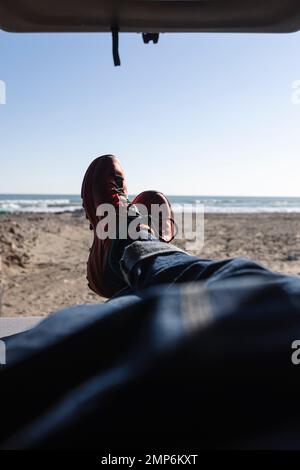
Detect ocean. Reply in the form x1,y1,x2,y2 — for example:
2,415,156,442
1,194,300,214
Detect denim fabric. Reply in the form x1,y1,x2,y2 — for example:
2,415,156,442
1,241,300,449
121,239,273,292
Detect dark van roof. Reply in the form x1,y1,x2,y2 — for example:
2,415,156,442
0,0,300,33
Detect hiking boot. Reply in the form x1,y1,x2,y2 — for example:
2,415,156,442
81,154,133,297
132,190,175,243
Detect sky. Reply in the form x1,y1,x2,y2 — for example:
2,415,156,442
0,30,300,196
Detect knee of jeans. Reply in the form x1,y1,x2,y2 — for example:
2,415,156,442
204,257,269,283
229,257,269,274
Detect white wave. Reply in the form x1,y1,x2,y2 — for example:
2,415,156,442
204,206,300,213
0,198,71,206
171,203,300,214
0,198,81,213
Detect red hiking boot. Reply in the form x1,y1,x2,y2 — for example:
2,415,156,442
132,191,175,243
81,154,133,298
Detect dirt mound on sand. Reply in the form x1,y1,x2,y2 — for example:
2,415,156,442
0,212,101,316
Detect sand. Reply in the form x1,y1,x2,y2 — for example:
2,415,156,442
1,211,300,316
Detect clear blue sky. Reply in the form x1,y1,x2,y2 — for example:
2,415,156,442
0,30,300,196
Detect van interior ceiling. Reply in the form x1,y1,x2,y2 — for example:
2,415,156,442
0,0,300,65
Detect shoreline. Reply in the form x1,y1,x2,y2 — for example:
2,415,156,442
1,211,300,316
3,209,300,215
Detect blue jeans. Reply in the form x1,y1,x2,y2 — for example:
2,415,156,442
1,240,300,449
119,239,273,292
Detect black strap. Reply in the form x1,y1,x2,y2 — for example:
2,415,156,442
111,27,121,66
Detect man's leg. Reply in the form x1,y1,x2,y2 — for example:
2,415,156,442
120,239,276,291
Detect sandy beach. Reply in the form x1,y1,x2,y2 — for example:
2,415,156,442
1,211,300,316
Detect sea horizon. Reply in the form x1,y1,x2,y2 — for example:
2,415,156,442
2,193,300,214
